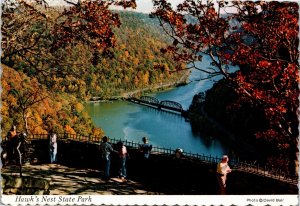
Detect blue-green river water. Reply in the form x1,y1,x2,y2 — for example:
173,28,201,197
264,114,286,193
85,56,235,156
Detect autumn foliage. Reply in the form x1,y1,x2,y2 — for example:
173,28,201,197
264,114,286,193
1,64,103,137
52,1,121,60
1,1,181,138
152,0,299,175
1,0,298,175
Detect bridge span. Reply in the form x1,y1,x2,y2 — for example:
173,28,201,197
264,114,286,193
127,96,188,117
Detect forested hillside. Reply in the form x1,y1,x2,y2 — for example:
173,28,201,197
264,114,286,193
85,11,185,98
1,8,183,136
1,64,103,137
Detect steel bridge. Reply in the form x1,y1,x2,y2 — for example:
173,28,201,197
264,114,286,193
127,96,186,116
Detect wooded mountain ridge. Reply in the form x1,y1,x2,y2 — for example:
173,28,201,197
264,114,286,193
1,11,184,136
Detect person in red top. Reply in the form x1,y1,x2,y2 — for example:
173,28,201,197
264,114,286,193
117,141,128,181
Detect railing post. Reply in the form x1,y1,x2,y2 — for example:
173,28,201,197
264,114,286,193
279,169,281,179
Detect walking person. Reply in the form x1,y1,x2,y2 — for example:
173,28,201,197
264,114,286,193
100,136,115,180
216,155,232,194
48,129,58,163
117,141,128,181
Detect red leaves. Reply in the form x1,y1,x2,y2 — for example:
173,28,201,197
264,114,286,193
255,129,278,140
257,60,271,68
223,53,231,60
153,0,298,174
152,0,230,76
51,1,127,58
113,0,137,9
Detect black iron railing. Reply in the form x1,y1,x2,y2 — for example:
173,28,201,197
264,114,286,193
17,133,298,185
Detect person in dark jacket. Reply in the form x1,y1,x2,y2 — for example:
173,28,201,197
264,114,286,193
139,137,152,159
100,136,116,179
6,125,18,163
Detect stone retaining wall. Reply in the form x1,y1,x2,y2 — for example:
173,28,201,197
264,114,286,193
2,174,50,195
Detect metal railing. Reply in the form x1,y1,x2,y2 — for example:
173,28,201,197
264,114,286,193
17,133,299,185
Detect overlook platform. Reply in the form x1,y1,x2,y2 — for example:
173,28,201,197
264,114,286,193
1,134,297,195
2,151,297,195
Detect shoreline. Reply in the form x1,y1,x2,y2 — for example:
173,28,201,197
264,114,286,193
89,70,191,102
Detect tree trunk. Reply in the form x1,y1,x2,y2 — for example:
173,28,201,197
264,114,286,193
22,111,29,134
16,142,22,177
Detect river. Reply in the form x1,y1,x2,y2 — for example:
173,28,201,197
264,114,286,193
85,55,236,157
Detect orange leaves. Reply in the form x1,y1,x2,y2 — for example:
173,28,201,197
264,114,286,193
74,103,84,113
92,127,104,137
65,124,76,135
257,60,271,68
1,64,99,136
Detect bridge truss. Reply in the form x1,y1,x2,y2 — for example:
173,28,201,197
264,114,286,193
160,100,183,111
140,96,160,104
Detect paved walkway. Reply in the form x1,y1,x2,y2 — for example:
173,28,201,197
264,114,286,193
2,159,297,195
1,164,158,195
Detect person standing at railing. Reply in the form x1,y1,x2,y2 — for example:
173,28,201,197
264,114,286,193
139,137,153,182
175,148,183,159
100,136,116,180
216,155,232,194
6,125,18,163
48,129,58,163
139,137,152,159
117,141,128,182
